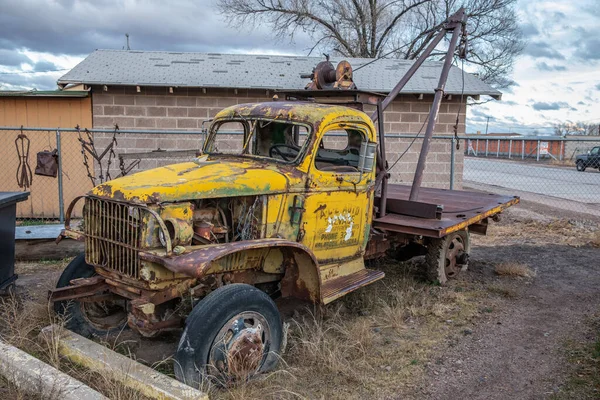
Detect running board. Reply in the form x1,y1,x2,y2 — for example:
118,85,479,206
321,269,385,304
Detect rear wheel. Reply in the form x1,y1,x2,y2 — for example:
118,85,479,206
425,231,470,285
54,254,128,337
175,284,282,387
576,160,586,172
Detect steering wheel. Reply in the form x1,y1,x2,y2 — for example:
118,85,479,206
269,144,299,161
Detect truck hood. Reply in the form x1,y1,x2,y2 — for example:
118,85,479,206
91,157,301,203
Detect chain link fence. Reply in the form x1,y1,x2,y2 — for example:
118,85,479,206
463,136,600,216
1,126,599,227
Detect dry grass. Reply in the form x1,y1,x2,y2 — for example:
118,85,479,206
494,262,536,278
549,159,574,167
219,257,481,399
590,231,600,248
557,316,600,399
0,261,153,400
486,284,519,299
2,258,486,400
475,209,599,249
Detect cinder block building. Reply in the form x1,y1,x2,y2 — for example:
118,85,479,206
58,50,501,188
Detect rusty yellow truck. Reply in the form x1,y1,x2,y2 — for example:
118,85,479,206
50,8,518,387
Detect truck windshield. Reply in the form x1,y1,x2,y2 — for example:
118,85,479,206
203,119,310,163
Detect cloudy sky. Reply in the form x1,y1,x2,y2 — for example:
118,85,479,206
0,0,598,134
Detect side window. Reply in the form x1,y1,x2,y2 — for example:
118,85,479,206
315,127,366,172
591,147,599,155
205,121,248,154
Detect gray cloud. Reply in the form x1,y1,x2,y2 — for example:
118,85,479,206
574,37,600,60
0,48,31,67
33,60,59,72
470,108,490,118
520,23,539,38
523,41,565,60
0,0,313,57
0,72,58,90
535,62,567,72
532,101,571,111
596,83,600,90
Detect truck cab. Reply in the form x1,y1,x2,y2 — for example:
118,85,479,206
53,101,387,384
576,146,600,171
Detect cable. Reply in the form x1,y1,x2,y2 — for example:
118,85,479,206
387,30,463,173
0,68,69,75
386,114,429,173
452,57,466,150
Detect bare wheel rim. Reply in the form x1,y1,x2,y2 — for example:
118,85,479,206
209,311,271,380
80,300,127,331
444,235,465,279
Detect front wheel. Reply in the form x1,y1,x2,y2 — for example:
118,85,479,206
576,160,586,172
425,230,470,285
175,284,282,387
54,254,128,338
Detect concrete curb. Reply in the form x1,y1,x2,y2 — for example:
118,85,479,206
41,325,208,400
0,339,107,400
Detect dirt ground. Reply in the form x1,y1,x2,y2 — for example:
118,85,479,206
423,202,600,400
4,201,600,399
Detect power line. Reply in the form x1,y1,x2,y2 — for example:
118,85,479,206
0,69,69,75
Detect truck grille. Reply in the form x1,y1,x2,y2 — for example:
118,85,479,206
84,197,143,278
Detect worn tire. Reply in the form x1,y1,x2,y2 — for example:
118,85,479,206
174,283,282,387
425,230,470,285
576,160,586,172
54,254,127,338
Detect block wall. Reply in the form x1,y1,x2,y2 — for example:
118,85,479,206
91,86,466,188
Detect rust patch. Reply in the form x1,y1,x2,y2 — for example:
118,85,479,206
139,238,318,279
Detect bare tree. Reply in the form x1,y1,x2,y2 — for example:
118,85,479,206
217,0,524,89
554,122,600,136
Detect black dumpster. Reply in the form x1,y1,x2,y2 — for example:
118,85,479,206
0,192,30,291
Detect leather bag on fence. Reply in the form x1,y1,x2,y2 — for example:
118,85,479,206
35,149,59,178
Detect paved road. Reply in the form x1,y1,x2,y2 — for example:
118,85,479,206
464,158,600,205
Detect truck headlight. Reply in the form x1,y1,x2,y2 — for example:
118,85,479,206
158,219,178,247
158,229,167,247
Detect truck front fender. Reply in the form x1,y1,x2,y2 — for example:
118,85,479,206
139,239,321,303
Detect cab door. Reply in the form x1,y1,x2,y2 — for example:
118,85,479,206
299,122,377,264
591,147,600,168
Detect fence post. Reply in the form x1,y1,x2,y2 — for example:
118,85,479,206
485,139,489,157
522,140,525,160
536,140,540,162
450,136,455,190
476,139,479,156
56,129,65,224
509,139,512,159
496,139,500,157
559,141,564,161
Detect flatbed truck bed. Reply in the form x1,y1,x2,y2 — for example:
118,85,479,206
374,185,520,238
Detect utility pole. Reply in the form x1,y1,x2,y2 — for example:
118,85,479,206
125,33,131,50
485,116,490,135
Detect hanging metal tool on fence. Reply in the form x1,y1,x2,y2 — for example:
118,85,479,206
15,126,33,190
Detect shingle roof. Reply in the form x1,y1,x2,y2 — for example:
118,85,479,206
58,49,501,99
